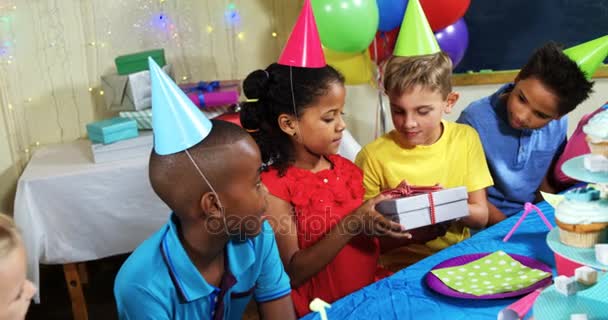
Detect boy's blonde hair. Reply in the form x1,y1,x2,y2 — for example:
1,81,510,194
383,51,453,99
0,213,20,259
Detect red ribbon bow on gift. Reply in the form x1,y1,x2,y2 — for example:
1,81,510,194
381,180,443,225
381,180,442,198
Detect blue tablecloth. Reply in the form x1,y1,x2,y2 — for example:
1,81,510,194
302,201,556,320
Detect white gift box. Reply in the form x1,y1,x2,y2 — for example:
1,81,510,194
89,131,153,163
101,65,172,111
376,186,469,230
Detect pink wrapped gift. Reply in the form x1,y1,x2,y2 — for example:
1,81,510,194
179,80,240,109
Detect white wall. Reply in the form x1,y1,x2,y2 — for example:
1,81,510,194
0,96,18,214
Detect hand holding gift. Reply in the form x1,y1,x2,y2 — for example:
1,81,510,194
342,193,412,239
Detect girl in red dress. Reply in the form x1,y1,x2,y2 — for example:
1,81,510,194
240,63,411,317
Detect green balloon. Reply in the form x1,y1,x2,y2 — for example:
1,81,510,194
312,0,379,53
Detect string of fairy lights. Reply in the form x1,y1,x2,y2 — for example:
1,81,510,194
0,0,290,172
0,1,29,171
79,1,284,97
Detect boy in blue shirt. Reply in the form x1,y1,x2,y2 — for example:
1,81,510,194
458,37,607,224
113,59,295,319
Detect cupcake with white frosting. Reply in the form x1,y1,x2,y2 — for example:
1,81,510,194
584,110,608,158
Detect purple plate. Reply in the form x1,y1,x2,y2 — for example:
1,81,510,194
425,253,552,299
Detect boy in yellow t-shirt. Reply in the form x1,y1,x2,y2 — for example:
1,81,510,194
355,52,493,271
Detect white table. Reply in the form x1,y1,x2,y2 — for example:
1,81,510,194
13,139,170,306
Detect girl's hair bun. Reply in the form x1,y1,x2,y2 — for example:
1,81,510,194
243,69,270,101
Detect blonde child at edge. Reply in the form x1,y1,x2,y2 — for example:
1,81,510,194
0,213,37,320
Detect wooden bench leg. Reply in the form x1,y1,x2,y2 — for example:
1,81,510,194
77,262,89,285
63,263,89,320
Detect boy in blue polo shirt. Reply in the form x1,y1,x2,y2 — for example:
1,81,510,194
113,59,295,319
457,37,607,224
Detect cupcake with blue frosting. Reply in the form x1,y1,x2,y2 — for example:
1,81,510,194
555,186,608,248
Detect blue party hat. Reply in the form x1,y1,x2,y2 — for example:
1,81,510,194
149,57,213,155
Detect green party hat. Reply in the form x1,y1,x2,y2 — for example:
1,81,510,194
393,0,440,57
563,35,608,79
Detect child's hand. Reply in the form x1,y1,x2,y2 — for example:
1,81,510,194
344,194,412,239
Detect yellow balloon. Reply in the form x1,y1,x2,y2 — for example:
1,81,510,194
323,48,374,85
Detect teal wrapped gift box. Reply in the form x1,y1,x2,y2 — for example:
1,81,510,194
86,117,139,145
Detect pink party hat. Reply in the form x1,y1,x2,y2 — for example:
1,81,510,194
497,288,543,320
278,0,326,68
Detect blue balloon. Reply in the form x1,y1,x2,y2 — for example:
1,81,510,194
377,0,408,32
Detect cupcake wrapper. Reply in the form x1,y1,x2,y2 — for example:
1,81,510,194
589,144,608,157
587,139,608,157
558,227,607,248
